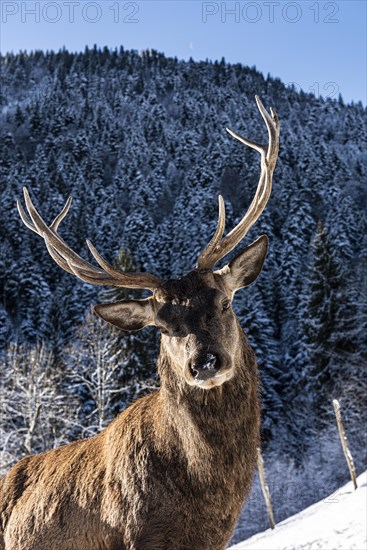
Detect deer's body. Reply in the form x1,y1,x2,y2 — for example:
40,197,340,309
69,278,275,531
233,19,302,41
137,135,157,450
1,97,279,550
1,331,259,550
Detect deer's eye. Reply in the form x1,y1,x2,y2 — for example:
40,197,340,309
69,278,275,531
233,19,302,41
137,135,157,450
222,300,231,311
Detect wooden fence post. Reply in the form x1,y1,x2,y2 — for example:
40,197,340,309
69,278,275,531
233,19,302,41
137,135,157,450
333,399,358,490
257,447,275,529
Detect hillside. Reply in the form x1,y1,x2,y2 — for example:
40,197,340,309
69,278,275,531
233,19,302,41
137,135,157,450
1,47,366,538
229,471,367,550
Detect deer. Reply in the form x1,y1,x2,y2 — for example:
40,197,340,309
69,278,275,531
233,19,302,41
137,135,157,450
0,96,279,550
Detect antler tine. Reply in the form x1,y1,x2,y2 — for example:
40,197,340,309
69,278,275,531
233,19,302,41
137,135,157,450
225,127,265,156
22,187,104,273
196,196,226,269
197,96,280,270
51,196,72,231
18,193,74,239
19,187,162,291
17,199,39,235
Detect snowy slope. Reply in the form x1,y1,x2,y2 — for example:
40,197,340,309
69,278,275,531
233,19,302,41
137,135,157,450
228,471,367,550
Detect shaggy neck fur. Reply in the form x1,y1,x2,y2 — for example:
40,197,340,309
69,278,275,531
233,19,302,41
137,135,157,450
157,328,260,483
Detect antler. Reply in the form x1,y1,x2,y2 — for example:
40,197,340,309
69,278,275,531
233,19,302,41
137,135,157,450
197,95,280,270
17,188,162,291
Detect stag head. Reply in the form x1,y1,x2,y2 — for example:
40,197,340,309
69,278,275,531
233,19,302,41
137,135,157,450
18,96,279,390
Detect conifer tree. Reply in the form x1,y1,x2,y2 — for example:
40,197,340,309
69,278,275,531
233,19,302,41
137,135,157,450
297,222,364,430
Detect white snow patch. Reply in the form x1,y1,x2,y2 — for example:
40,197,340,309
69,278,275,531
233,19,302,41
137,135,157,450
228,471,367,550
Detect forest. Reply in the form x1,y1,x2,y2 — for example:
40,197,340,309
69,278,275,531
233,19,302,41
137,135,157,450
0,46,366,540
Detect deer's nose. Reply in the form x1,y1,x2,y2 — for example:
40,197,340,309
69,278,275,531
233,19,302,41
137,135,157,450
189,353,220,381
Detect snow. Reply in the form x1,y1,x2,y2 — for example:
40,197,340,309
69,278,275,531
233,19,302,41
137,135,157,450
228,471,367,550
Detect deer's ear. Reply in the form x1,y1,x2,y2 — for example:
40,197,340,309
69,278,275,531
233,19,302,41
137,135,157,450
93,298,156,332
216,235,268,294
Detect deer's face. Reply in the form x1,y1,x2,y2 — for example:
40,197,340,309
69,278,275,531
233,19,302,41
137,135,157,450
94,236,268,390
153,271,240,388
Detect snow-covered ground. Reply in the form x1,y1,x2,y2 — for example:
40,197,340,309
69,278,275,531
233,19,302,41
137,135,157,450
228,471,366,550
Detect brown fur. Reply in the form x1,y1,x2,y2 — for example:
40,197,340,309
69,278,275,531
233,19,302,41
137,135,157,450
0,267,262,550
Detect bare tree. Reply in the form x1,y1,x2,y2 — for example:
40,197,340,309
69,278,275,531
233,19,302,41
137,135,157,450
67,313,131,435
0,343,77,475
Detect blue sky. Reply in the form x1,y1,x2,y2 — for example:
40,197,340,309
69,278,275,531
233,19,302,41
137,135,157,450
1,1,366,104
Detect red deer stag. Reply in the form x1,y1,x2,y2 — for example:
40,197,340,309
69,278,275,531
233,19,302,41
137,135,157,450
0,96,279,550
